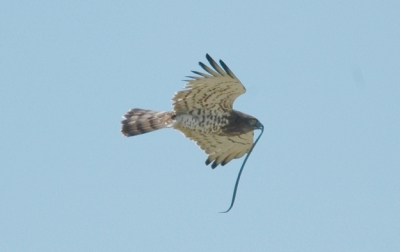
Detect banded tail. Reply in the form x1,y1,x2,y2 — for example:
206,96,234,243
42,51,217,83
121,109,175,136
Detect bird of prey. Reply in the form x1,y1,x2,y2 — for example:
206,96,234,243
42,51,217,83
121,54,264,212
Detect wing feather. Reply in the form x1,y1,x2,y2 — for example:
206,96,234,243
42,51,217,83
177,128,254,169
185,76,202,80
205,54,227,76
172,54,246,114
191,70,212,78
199,62,220,77
219,60,238,79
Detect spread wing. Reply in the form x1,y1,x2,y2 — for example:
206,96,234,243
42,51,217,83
172,54,246,114
178,129,254,169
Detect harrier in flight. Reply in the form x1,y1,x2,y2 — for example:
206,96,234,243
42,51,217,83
121,54,264,212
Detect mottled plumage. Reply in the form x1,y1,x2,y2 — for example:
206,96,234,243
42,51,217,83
121,54,264,212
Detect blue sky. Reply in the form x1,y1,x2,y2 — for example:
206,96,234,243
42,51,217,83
1,1,399,251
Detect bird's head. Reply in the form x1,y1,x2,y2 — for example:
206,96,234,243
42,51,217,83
246,117,264,131
222,110,264,135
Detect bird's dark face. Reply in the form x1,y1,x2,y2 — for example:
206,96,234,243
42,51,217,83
246,117,264,131
221,110,263,135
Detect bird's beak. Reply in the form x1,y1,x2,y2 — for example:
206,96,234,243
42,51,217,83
257,122,264,131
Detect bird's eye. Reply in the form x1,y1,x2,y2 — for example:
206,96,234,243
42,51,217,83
250,119,257,125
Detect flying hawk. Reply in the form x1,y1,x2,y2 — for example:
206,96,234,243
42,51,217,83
121,54,264,212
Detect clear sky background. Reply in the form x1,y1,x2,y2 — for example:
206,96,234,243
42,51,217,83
1,1,399,251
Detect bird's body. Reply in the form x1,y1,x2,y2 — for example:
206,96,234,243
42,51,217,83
174,109,230,134
121,54,264,212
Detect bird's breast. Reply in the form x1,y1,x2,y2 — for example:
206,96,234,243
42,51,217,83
174,110,230,134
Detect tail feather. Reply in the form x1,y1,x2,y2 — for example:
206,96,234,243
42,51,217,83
121,108,175,136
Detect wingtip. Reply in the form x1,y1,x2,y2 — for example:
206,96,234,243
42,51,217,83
199,54,212,66
205,158,219,169
205,53,214,63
